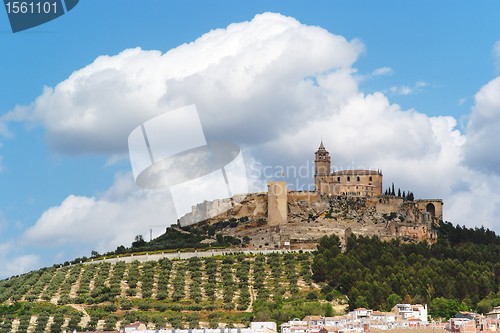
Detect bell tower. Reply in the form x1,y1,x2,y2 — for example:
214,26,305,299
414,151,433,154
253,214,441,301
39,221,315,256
315,141,331,192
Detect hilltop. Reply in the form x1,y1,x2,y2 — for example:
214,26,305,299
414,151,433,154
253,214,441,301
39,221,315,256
104,192,441,259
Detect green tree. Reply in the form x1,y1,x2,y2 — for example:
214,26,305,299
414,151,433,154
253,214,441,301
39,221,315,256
325,303,334,317
476,299,492,314
387,293,402,310
354,296,369,309
306,291,319,300
430,297,466,319
132,235,146,248
312,235,341,282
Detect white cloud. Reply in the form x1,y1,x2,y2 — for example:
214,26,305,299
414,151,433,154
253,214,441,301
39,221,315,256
388,81,429,95
355,66,392,82
445,170,500,231
372,67,393,77
0,242,40,278
463,77,500,174
21,172,178,253
457,97,467,106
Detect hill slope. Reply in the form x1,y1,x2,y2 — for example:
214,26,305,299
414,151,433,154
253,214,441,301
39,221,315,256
0,252,340,332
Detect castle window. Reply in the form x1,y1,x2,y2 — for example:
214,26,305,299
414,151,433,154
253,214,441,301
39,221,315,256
337,177,340,182
369,176,373,181
426,203,436,217
347,176,350,182
357,176,360,182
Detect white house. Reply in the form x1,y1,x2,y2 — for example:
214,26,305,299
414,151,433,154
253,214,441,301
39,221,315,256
370,311,397,329
324,316,349,328
281,319,309,333
350,308,373,321
392,304,428,324
486,306,500,320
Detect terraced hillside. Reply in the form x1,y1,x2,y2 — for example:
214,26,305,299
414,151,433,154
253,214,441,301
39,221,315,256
0,252,339,332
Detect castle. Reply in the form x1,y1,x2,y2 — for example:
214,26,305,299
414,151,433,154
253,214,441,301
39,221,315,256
178,142,444,246
314,141,383,197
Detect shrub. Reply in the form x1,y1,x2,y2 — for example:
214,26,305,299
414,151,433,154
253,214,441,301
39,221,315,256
103,304,117,312
321,284,334,295
306,291,319,300
154,303,167,312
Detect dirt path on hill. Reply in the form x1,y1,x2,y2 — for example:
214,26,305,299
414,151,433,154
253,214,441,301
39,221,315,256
68,304,90,328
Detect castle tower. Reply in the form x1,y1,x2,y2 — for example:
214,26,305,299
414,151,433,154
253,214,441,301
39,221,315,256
314,141,331,192
267,181,288,225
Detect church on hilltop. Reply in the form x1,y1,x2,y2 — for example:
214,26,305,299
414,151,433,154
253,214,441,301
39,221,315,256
314,141,383,197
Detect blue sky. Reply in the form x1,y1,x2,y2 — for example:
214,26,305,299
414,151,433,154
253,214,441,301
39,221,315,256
1,1,500,277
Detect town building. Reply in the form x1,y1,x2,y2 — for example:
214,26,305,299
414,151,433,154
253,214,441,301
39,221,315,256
486,306,500,321
486,306,500,331
391,303,428,324
281,304,429,333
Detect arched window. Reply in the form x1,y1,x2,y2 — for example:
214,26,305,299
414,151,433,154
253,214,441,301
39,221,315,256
357,176,360,182
337,177,340,182
347,176,350,182
369,176,372,181
426,203,436,217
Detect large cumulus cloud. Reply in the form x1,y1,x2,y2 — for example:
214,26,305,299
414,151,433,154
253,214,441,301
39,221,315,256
2,13,362,154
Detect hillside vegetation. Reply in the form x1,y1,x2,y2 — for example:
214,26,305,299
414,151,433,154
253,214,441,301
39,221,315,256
313,222,500,318
0,252,337,332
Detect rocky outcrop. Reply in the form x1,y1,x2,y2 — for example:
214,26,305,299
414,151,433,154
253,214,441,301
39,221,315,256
178,193,267,227
178,191,437,248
